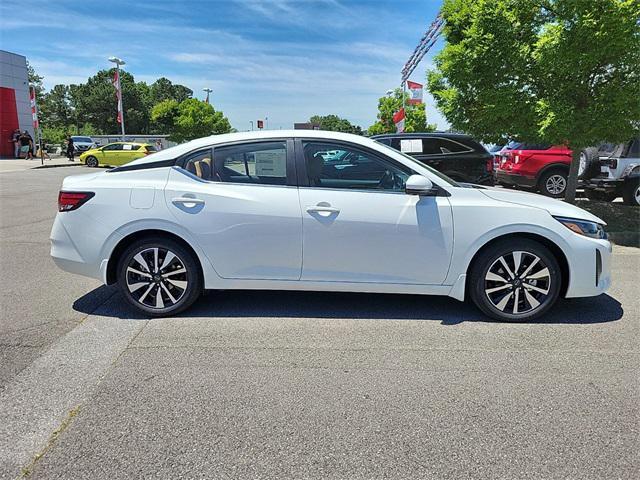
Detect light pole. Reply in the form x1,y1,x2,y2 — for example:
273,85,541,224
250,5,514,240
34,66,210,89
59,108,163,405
108,56,126,140
203,87,213,104
265,116,269,130
385,89,394,97
249,120,254,131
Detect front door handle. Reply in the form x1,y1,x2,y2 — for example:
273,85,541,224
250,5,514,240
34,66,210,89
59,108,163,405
172,196,205,206
306,205,340,214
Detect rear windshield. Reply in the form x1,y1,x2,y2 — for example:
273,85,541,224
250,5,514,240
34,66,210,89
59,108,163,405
72,136,93,143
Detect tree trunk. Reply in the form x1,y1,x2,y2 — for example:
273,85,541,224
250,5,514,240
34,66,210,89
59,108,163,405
565,147,582,204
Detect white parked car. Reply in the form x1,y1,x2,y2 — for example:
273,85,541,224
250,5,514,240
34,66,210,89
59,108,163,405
50,131,611,321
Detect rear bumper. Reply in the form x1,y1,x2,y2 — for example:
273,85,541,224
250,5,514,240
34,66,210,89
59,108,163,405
584,178,623,192
496,170,536,187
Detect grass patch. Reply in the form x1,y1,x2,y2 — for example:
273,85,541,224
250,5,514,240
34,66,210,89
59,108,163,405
576,199,640,247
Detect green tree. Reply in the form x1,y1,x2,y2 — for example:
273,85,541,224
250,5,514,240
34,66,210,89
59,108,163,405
368,89,437,135
309,114,363,134
428,0,640,202
27,61,44,98
150,77,193,105
152,98,232,142
72,69,151,134
40,84,73,128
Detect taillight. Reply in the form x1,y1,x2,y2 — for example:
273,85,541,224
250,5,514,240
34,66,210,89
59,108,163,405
58,191,95,212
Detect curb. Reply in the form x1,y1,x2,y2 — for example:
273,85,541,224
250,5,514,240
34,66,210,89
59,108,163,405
33,163,84,169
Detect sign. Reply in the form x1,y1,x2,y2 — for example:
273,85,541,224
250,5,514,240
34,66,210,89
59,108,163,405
257,119,264,129
400,139,423,153
393,108,405,133
407,81,423,105
255,149,286,177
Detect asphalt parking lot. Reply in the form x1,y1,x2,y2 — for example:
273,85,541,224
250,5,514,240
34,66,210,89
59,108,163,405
1,166,638,479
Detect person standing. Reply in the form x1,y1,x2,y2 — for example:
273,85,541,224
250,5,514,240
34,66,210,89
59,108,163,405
11,129,21,158
155,138,163,151
19,131,34,160
66,135,75,162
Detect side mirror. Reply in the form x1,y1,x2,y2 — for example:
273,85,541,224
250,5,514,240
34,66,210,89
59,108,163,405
405,174,435,196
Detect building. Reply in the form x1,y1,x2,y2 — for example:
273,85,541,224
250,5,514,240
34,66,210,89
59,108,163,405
0,50,33,158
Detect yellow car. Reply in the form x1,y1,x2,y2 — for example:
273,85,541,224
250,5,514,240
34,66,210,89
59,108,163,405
80,142,156,167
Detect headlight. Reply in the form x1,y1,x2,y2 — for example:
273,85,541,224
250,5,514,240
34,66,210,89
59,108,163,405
554,216,607,239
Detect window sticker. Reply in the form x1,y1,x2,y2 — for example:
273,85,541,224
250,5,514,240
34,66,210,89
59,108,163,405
123,144,133,150
400,139,423,153
254,149,286,177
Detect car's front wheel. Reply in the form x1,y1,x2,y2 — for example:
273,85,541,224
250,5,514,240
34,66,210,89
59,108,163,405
622,178,640,206
116,238,202,317
469,239,561,321
85,156,99,168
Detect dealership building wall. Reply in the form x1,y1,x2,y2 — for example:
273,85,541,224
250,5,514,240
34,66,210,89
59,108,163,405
0,50,33,158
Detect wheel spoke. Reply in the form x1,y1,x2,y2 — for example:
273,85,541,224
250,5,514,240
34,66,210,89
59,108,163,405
166,278,187,290
524,283,549,295
133,253,151,272
162,268,186,277
524,289,540,309
495,292,513,311
127,267,151,278
153,248,159,273
513,288,520,314
159,251,176,271
155,285,164,308
486,284,512,294
138,283,155,303
526,267,550,280
512,251,523,274
486,271,509,283
498,257,515,279
519,257,539,279
160,282,177,304
128,281,150,293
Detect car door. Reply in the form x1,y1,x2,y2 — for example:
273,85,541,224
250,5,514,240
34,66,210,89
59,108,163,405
100,143,123,165
297,139,453,285
164,139,303,280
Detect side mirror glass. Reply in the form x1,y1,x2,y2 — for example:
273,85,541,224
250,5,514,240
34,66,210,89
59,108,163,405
405,174,435,195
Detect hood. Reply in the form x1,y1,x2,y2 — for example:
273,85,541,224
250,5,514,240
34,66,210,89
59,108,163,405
479,187,606,225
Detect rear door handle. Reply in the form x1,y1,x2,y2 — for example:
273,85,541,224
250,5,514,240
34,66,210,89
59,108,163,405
172,196,205,206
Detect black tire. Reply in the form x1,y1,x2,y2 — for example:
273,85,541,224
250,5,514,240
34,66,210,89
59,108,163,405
538,169,568,198
622,178,640,206
578,147,600,180
116,237,202,317
469,238,562,321
585,189,618,202
85,156,99,168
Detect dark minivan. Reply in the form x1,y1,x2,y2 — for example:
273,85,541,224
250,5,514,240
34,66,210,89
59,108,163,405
372,133,494,185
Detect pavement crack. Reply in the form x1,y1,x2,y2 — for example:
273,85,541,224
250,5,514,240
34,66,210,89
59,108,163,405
20,405,81,478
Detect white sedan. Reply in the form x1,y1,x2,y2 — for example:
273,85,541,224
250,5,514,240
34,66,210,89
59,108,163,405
50,130,611,321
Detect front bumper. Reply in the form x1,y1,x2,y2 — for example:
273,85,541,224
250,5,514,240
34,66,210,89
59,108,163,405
564,236,612,298
496,170,536,188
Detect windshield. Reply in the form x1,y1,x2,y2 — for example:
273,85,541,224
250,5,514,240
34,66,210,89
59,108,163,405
376,142,460,187
72,136,93,143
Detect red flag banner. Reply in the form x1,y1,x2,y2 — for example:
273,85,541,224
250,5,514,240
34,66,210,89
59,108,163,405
393,108,405,133
112,70,122,124
407,81,423,105
29,87,39,130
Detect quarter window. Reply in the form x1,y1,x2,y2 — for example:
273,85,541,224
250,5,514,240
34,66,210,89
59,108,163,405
213,142,288,186
102,144,123,151
302,142,410,191
184,150,213,180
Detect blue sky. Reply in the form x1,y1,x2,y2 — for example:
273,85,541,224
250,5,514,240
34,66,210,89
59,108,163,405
1,0,447,131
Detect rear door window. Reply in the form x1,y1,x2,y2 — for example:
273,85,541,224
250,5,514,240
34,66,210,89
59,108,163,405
422,138,472,155
213,141,288,186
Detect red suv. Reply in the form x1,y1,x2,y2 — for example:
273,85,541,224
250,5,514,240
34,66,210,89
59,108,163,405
496,142,572,197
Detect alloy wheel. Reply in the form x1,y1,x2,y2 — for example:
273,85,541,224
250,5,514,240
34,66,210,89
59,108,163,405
578,152,586,177
126,247,188,309
635,185,640,205
545,174,566,195
484,250,551,315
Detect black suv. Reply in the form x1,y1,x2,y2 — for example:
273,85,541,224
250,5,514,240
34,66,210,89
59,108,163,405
371,133,494,185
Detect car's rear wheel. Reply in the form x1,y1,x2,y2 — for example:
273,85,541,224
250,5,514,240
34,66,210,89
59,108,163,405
116,238,202,317
539,170,567,198
85,156,99,168
622,178,640,206
469,239,561,321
